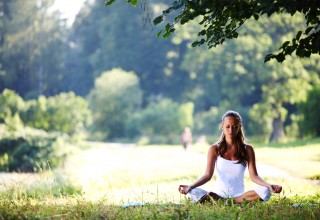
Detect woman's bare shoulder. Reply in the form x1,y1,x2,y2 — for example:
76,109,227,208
208,144,219,156
245,144,255,154
245,144,253,149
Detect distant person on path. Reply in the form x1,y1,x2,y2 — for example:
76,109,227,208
178,110,282,204
180,127,193,151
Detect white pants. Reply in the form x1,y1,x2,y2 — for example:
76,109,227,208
255,185,271,202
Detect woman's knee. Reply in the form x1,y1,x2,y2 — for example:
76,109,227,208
235,190,262,203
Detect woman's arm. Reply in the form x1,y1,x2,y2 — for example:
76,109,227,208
179,144,218,194
246,145,282,193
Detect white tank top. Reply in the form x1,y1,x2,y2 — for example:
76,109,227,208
213,156,246,198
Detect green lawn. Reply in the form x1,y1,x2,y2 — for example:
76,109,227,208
255,144,320,179
0,141,319,219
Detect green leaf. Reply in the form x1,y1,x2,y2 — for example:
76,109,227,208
264,54,274,62
162,31,171,39
153,16,163,25
275,54,285,63
127,0,138,6
280,41,290,49
191,41,200,47
233,32,238,38
295,31,302,41
156,30,162,38
104,0,116,6
253,13,259,20
305,26,313,35
164,23,171,31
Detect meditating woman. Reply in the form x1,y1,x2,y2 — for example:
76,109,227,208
178,110,282,204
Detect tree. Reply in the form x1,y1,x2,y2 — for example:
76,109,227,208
298,86,320,137
126,97,194,144
0,0,67,98
87,68,143,140
106,0,320,63
68,0,189,100
173,12,320,142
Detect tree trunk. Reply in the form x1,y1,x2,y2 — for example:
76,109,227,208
269,115,286,142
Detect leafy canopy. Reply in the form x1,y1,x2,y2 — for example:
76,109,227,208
105,0,320,63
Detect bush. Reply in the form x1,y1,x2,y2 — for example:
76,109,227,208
0,89,25,131
193,107,220,139
298,86,320,137
21,92,91,136
0,89,26,121
87,68,143,140
0,126,74,172
126,98,194,144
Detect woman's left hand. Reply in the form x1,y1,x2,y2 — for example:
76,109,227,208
178,185,192,194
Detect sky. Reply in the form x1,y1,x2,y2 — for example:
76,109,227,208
52,0,86,26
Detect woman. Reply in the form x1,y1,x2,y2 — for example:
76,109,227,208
178,110,282,204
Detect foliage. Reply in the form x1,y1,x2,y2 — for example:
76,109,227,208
0,89,25,130
176,12,320,142
0,0,319,144
0,126,74,172
0,89,91,136
21,92,91,136
87,68,143,140
193,106,220,139
126,97,194,144
0,0,67,98
115,0,320,63
298,86,320,137
0,89,25,118
69,0,184,98
178,101,194,130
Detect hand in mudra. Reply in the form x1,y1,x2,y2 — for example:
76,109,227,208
271,184,282,193
178,185,192,194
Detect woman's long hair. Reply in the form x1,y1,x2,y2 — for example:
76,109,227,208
216,110,248,166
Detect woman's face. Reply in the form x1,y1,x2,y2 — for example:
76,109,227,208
222,116,241,139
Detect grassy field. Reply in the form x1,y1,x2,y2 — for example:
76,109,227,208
0,141,319,219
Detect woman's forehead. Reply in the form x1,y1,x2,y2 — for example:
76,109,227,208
223,116,240,124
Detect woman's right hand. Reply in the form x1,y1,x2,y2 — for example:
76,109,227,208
178,185,192,194
271,184,282,193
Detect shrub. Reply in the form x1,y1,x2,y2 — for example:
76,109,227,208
193,107,220,140
0,89,25,131
21,92,91,136
0,126,74,172
126,98,194,144
87,68,143,140
0,89,25,121
298,86,320,137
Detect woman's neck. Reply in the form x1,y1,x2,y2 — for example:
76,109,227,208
225,137,236,147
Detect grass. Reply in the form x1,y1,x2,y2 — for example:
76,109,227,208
0,140,319,219
254,144,320,179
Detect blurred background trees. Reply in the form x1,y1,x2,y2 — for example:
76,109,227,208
0,0,66,98
0,0,319,171
87,68,142,140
